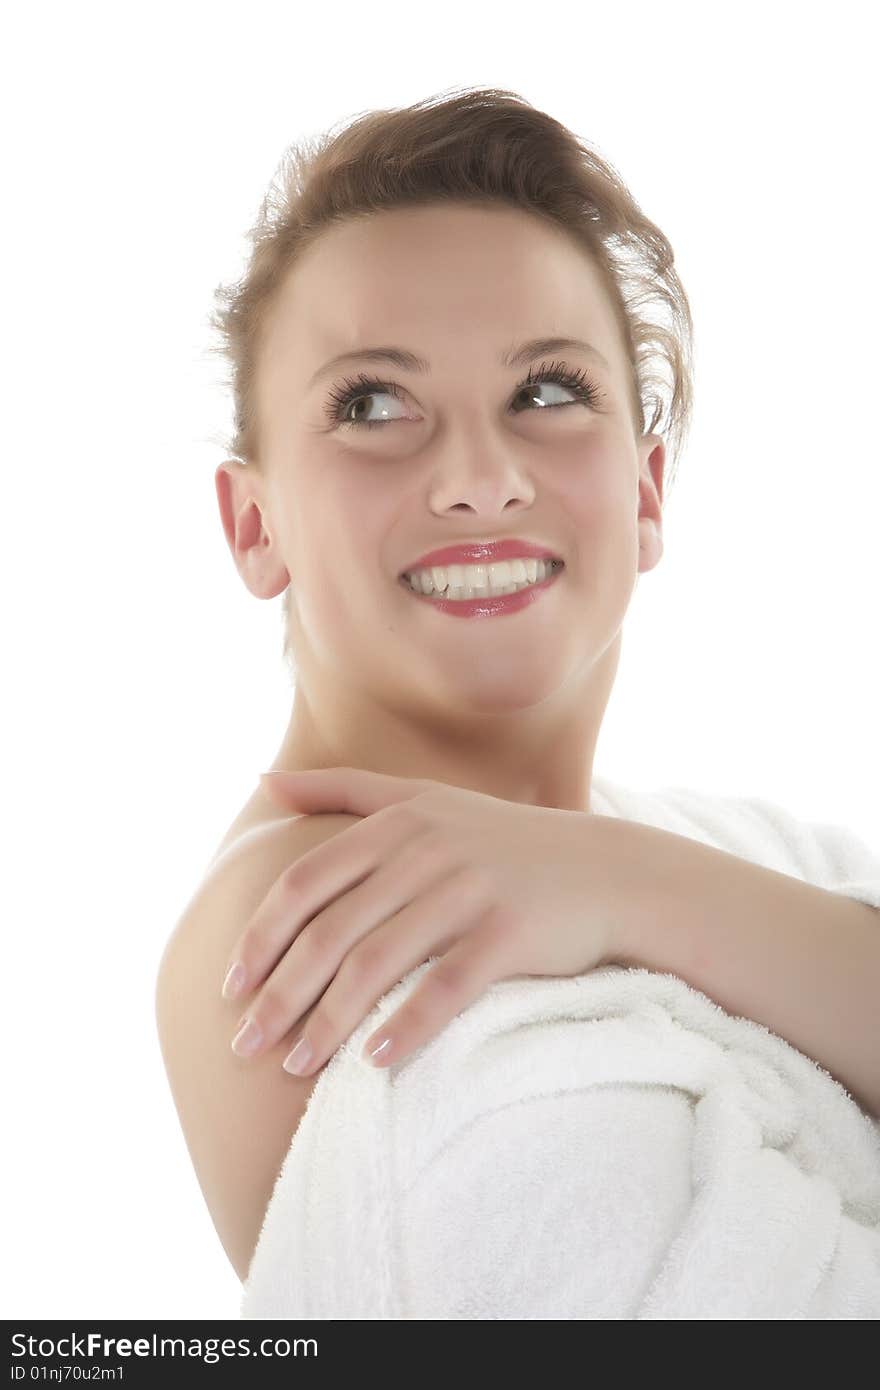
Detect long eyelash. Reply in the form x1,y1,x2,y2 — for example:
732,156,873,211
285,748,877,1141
322,358,606,431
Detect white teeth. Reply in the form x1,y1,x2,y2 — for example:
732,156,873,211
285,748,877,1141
405,557,560,600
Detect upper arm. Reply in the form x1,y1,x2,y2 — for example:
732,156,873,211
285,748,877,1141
154,811,363,1283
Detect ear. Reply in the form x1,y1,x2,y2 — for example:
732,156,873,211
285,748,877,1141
214,461,289,600
637,434,665,573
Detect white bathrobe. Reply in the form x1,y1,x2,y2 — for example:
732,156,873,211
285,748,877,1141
240,775,880,1319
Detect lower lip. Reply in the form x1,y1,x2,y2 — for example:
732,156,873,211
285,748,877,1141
398,563,564,618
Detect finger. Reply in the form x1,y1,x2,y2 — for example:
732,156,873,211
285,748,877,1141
234,826,452,1058
259,767,431,817
361,912,512,1068
221,803,406,1002
286,868,496,1076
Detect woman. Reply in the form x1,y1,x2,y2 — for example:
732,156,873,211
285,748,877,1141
155,86,880,1317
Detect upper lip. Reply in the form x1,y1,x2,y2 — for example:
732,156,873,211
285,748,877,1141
401,538,564,575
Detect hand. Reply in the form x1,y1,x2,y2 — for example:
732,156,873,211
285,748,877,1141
222,767,630,1075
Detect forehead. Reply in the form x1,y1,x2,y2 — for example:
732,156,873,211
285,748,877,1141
259,202,621,387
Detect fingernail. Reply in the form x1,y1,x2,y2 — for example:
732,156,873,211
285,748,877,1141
283,1036,312,1075
366,1035,393,1066
231,1018,262,1057
222,961,246,1001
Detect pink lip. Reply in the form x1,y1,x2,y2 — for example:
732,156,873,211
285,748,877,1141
401,538,562,575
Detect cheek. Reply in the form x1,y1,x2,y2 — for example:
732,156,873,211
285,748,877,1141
562,460,639,580
293,491,393,625
296,468,390,565
563,458,628,531
293,568,372,674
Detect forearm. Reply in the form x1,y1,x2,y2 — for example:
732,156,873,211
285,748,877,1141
609,818,880,1120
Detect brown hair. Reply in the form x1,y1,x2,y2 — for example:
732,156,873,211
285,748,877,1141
206,85,695,675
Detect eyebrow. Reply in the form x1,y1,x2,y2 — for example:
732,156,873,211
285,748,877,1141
307,335,611,389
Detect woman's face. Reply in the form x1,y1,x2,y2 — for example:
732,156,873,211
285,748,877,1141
227,201,664,742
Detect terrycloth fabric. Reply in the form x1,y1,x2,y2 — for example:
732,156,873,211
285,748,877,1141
240,775,880,1319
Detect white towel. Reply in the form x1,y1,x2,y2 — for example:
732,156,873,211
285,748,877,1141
240,776,880,1319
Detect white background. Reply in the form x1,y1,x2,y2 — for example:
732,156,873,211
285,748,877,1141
3,0,877,1320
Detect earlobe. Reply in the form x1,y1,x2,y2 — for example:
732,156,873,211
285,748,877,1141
637,518,663,573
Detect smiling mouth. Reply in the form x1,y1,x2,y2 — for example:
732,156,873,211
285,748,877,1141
399,558,564,601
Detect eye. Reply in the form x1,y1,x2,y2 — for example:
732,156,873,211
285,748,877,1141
322,359,606,431
325,374,408,430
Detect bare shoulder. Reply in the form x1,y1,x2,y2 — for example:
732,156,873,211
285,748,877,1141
154,809,363,1284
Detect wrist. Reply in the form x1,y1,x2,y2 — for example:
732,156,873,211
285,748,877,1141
589,813,656,969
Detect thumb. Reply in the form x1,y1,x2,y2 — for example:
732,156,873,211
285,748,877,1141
257,766,368,815
258,766,428,816
258,769,343,811
258,770,309,809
